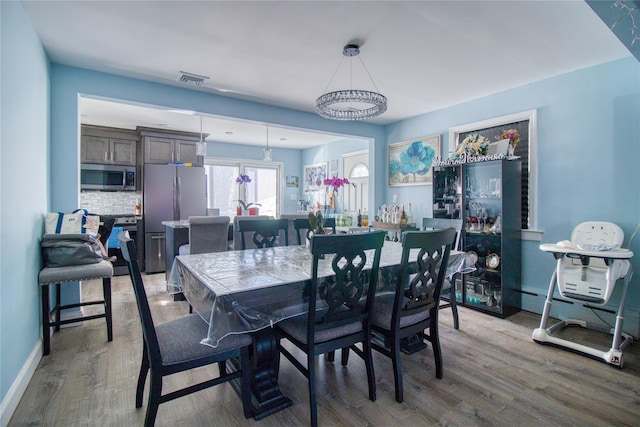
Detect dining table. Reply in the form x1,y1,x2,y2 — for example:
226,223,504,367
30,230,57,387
167,240,474,419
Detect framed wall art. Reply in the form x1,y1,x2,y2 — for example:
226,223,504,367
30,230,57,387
286,176,299,188
303,162,328,192
388,134,441,187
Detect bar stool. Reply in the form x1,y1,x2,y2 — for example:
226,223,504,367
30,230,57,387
39,260,114,355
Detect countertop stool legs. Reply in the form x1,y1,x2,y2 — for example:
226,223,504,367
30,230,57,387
39,261,114,355
41,284,52,355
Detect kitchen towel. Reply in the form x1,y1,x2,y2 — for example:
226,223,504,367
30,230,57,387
107,227,124,249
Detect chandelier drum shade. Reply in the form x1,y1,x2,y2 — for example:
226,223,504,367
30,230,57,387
315,44,387,121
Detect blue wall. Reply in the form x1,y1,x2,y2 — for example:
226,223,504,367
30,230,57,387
386,56,640,326
0,0,50,412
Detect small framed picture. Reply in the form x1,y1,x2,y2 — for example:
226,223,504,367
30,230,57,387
303,162,328,192
286,176,299,188
388,134,441,186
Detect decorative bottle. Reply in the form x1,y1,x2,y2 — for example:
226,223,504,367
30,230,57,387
406,203,414,225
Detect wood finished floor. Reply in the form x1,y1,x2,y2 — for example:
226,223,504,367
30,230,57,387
10,272,640,426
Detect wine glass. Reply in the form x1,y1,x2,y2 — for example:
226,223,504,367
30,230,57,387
481,208,488,232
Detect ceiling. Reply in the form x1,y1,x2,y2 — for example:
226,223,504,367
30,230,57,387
23,0,630,149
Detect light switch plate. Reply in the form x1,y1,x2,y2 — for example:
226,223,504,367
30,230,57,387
290,194,297,200
392,194,397,203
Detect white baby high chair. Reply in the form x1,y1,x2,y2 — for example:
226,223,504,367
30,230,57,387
532,221,634,367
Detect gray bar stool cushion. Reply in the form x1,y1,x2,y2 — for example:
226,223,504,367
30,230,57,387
39,260,114,285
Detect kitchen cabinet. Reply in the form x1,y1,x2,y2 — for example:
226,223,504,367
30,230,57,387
138,127,206,166
81,126,137,166
433,159,521,318
142,137,200,165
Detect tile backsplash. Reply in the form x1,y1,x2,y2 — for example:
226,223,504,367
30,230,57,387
80,191,141,215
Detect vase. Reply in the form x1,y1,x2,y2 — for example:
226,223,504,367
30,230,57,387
306,230,313,249
249,207,259,216
307,230,325,258
507,144,516,157
236,206,242,216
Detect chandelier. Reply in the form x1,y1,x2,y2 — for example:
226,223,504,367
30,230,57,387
315,44,387,121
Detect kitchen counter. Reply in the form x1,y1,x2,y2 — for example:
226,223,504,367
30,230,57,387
162,220,189,228
162,221,190,280
335,226,370,233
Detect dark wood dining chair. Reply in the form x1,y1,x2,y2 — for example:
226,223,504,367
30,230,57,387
237,218,289,249
370,228,455,403
423,217,463,329
118,233,253,426
231,215,271,250
323,217,337,234
275,231,386,427
293,217,313,245
293,217,338,245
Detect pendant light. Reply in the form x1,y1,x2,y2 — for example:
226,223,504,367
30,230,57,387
263,125,272,161
196,115,206,156
315,44,387,121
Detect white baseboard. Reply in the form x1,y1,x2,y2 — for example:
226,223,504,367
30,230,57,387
0,341,42,427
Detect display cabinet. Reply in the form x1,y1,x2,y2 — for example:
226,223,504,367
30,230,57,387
432,165,462,219
433,159,521,318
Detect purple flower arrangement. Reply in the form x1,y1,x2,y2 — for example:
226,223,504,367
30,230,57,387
235,173,251,184
323,176,351,192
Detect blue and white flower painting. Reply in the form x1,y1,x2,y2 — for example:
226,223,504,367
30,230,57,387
388,135,440,186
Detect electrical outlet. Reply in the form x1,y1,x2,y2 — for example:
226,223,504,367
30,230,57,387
392,194,397,203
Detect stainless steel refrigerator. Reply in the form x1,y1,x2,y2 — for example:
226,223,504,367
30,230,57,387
143,164,206,272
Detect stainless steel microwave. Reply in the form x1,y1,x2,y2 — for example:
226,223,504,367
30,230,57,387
80,164,136,191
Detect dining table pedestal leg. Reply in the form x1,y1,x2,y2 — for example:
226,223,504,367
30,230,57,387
249,328,292,419
400,334,428,354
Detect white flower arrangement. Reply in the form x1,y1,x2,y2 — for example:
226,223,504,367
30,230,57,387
455,133,490,158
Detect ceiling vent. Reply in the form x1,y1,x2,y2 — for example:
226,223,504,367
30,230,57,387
176,71,209,86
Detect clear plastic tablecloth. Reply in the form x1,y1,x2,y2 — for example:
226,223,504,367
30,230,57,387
167,242,474,347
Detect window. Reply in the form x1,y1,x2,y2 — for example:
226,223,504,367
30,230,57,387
449,110,538,231
205,159,282,218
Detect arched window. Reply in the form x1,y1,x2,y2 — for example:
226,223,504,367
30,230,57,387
350,163,369,179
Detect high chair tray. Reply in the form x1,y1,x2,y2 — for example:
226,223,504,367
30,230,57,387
539,243,633,259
